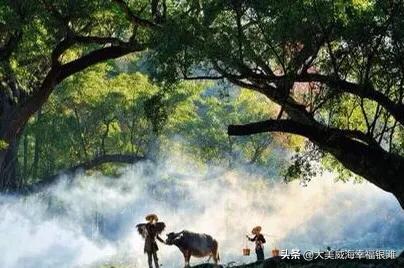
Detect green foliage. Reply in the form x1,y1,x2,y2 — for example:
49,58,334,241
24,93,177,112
151,0,404,183
19,63,160,181
0,139,8,150
0,0,155,99
9,0,403,188
164,86,287,176
282,142,323,184
18,59,288,183
321,153,362,183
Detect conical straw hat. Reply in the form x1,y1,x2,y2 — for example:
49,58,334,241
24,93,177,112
145,214,159,222
251,226,262,234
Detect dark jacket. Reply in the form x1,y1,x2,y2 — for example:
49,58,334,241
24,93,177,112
248,234,266,250
144,223,164,253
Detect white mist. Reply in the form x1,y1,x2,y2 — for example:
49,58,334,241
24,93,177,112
0,156,403,268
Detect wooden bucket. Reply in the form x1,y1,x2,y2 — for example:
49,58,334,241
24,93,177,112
272,248,280,257
243,248,251,256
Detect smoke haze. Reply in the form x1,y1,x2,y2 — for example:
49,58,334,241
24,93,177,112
0,154,403,268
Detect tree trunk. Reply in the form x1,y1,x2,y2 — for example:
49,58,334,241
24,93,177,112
22,131,28,179
32,110,43,179
0,102,26,191
0,138,19,191
323,135,404,209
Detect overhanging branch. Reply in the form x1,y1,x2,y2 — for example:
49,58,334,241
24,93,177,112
4,43,144,141
228,119,380,148
52,34,131,65
228,119,315,137
57,43,142,82
228,118,404,208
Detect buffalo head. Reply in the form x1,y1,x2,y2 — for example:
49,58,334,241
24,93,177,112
166,232,182,245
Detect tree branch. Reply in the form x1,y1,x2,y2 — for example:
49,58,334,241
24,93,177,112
0,31,22,60
113,0,160,29
228,118,379,147
297,73,404,126
228,118,404,208
51,34,129,65
182,75,224,80
4,43,144,141
228,119,314,137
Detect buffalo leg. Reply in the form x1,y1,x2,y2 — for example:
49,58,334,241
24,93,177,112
212,240,219,265
183,250,191,268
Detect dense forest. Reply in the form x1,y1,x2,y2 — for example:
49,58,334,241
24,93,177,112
1,1,404,267
18,61,295,188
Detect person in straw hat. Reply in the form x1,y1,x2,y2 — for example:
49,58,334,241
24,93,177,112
136,213,166,268
246,226,266,261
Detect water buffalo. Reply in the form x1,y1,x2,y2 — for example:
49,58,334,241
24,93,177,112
166,230,220,267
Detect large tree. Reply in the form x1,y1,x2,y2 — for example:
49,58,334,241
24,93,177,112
0,0,164,190
154,0,404,208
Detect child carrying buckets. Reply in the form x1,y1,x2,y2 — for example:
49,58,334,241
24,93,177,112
246,226,266,261
243,227,280,261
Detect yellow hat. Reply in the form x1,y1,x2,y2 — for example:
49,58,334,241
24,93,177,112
145,214,159,222
252,226,262,234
